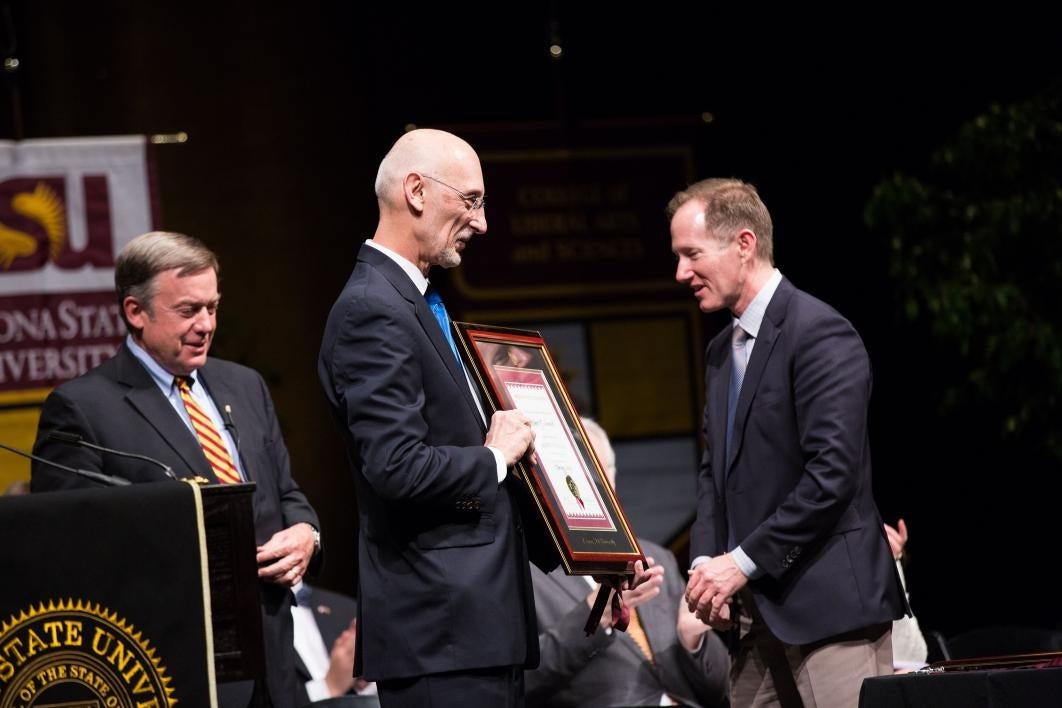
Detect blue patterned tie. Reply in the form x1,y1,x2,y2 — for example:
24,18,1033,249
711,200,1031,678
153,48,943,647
293,582,311,608
425,286,462,367
726,324,750,461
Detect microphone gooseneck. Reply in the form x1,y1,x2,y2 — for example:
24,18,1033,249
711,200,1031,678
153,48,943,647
46,432,177,480
0,440,132,487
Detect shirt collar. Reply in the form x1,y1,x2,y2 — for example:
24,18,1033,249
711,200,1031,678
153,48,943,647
126,335,198,393
365,239,429,295
734,268,783,339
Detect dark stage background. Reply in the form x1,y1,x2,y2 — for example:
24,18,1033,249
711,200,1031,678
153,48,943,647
4,3,1059,642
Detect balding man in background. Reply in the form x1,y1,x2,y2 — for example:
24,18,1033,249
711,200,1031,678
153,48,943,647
527,418,729,708
318,129,558,707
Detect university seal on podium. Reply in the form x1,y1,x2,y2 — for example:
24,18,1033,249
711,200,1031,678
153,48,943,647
0,599,175,708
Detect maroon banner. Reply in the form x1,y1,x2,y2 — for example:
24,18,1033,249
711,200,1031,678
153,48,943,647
0,291,122,392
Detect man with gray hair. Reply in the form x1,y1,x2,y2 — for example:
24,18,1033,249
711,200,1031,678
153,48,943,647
33,231,321,708
319,129,561,707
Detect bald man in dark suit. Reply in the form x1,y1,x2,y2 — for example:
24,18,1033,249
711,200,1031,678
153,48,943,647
318,129,558,708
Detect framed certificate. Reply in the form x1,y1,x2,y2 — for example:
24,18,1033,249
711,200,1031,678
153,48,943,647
453,322,643,575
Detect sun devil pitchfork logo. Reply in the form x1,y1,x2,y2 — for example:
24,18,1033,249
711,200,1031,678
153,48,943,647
0,182,64,269
0,599,175,708
0,175,117,272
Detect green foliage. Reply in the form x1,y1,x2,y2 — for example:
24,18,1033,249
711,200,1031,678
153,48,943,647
865,85,1062,459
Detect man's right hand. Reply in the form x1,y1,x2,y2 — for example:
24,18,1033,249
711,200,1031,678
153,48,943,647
484,410,535,466
885,518,908,561
324,618,358,697
586,558,664,628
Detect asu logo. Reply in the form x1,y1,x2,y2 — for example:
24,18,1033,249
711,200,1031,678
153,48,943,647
0,175,116,272
0,599,175,708
0,182,65,269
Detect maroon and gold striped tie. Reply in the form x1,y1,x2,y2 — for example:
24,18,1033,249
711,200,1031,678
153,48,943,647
175,376,241,484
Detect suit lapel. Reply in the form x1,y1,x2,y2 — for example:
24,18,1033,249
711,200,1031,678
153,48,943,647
115,345,215,481
707,336,730,499
360,246,485,430
727,279,793,480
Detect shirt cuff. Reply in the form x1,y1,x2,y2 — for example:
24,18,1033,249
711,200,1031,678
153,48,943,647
731,545,762,579
487,446,507,484
690,554,711,570
305,678,332,702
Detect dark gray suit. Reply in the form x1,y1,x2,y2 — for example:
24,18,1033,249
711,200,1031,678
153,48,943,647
527,540,729,708
318,243,556,685
32,342,319,708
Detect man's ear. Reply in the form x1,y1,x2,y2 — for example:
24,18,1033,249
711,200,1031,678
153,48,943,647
403,172,426,215
736,229,757,261
124,296,149,330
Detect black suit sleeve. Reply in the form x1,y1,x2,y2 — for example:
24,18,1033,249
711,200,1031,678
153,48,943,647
251,369,319,531
32,388,105,491
325,292,497,509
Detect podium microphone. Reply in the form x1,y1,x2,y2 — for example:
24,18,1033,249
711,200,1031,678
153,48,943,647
47,431,178,480
0,440,131,487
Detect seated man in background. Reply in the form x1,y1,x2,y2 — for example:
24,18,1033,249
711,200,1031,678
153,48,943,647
291,582,378,704
525,418,729,708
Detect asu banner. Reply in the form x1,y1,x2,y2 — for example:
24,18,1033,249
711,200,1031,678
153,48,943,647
0,481,214,707
0,136,155,394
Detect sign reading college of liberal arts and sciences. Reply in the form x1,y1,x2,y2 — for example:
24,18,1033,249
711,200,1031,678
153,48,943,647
0,482,214,707
454,147,690,302
0,137,155,394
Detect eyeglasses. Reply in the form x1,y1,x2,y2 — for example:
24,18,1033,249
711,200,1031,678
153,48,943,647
422,174,486,212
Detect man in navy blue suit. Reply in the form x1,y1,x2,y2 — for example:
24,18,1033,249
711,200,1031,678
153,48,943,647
670,179,906,707
318,129,558,707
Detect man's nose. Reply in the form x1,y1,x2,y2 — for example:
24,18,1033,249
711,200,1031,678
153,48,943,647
469,206,487,234
194,310,215,332
675,258,691,283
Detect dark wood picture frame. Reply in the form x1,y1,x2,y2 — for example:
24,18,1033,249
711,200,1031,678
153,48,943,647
453,322,643,575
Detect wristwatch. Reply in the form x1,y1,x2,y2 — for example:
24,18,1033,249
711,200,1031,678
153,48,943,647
306,523,321,554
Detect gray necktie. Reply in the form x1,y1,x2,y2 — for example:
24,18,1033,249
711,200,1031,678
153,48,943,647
726,325,750,461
